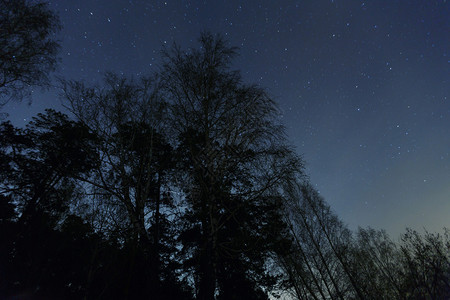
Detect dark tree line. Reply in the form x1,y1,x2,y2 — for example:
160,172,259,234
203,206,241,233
1,1,449,299
279,183,450,300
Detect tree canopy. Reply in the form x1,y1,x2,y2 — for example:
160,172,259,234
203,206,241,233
0,0,61,107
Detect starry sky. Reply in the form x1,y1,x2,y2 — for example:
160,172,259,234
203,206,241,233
4,0,449,237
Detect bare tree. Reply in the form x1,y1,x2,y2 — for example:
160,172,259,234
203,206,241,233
280,182,364,300
353,227,403,299
281,180,450,300
61,73,177,297
63,73,169,240
398,228,450,299
161,32,303,299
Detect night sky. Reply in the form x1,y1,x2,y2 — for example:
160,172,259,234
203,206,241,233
4,0,449,237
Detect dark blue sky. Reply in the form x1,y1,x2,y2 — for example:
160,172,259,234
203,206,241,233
5,0,449,237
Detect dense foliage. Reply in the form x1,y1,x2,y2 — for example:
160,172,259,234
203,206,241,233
0,0,61,107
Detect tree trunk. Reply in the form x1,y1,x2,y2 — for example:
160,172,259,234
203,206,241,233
198,187,217,300
198,237,216,300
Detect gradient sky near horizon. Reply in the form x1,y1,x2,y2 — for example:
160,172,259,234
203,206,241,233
4,0,449,237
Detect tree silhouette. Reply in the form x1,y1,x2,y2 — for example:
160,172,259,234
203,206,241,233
0,0,61,107
162,32,303,299
280,182,355,299
0,109,98,224
0,109,99,298
279,181,450,300
61,73,186,297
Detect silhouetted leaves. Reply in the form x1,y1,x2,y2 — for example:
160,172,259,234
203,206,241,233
0,0,61,107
